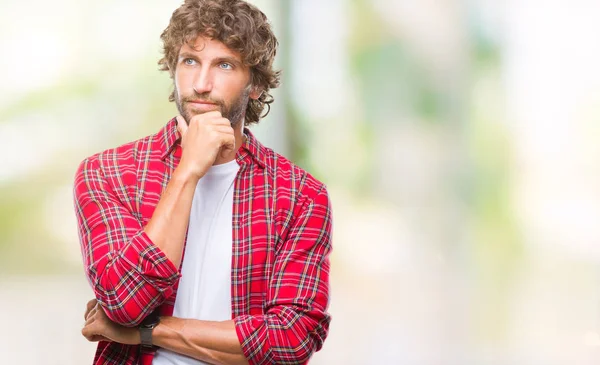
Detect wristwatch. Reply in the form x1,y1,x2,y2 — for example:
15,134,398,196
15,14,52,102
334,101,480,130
139,313,160,347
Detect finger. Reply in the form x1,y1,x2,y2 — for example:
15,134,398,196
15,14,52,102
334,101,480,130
209,129,235,147
189,112,228,127
220,135,236,154
188,111,223,125
94,302,103,312
82,331,94,342
83,332,102,343
85,306,97,322
90,335,109,342
211,125,235,135
85,313,96,326
81,324,95,340
198,110,223,119
84,299,97,320
210,117,232,127
82,318,105,340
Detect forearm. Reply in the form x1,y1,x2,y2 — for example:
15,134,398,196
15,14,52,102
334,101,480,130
75,156,184,326
143,165,199,269
153,317,248,365
93,245,177,326
92,166,197,325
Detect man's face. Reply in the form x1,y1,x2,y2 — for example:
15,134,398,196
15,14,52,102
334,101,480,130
174,36,259,126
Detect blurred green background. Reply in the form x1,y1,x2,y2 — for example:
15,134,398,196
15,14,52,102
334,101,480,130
2,0,600,364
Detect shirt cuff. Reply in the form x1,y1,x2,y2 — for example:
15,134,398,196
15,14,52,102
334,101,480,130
120,230,181,293
234,315,262,364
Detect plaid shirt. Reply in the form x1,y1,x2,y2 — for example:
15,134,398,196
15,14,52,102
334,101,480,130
73,118,332,365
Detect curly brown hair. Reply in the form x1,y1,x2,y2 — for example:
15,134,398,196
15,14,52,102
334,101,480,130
158,0,281,126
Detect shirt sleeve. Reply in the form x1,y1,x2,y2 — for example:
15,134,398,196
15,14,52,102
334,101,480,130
73,156,180,327
234,184,333,365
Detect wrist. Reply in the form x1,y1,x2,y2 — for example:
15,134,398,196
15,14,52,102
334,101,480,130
151,316,180,348
131,328,142,345
173,163,203,183
139,313,161,347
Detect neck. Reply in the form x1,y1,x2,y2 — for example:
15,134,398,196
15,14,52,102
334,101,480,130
213,121,245,165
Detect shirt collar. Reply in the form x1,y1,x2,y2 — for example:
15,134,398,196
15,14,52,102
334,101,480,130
159,117,180,160
159,117,267,169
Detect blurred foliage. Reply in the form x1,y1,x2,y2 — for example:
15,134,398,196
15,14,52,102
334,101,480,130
4,1,600,364
0,0,520,332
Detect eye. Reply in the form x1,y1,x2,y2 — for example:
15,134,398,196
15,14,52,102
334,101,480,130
219,63,233,70
183,58,196,65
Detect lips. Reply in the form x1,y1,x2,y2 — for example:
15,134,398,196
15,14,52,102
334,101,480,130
188,100,217,105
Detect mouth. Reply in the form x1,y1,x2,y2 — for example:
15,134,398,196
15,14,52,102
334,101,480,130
188,100,218,106
186,100,221,114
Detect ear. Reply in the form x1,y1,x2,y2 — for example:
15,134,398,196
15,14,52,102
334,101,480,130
249,86,262,100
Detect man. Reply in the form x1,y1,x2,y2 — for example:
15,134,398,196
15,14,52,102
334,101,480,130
73,1,332,364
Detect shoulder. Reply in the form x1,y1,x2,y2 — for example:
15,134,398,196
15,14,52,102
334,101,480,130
73,131,161,193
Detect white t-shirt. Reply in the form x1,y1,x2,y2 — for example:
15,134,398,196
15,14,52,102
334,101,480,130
153,159,239,365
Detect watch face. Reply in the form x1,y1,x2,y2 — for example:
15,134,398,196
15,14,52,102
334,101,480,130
143,322,158,329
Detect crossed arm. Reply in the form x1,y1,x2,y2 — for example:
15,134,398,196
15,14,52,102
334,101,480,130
82,301,248,365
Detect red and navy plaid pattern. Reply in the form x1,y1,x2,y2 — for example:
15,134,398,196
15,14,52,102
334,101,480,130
73,118,332,365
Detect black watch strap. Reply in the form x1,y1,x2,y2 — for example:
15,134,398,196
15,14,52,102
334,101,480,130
139,313,160,347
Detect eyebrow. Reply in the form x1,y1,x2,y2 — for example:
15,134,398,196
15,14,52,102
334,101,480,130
179,52,199,61
178,52,243,67
215,56,243,68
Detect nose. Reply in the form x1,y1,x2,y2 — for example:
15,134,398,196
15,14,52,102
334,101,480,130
192,67,213,95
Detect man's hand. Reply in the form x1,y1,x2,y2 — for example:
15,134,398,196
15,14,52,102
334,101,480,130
176,112,235,179
82,299,141,345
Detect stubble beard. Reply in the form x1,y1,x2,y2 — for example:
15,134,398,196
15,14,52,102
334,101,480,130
175,86,250,128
